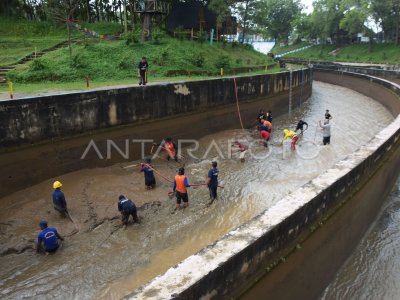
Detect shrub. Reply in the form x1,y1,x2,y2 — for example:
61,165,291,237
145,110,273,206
198,31,208,44
191,52,205,67
29,59,46,71
118,56,132,69
152,28,166,44
71,54,86,69
215,55,230,69
122,30,141,45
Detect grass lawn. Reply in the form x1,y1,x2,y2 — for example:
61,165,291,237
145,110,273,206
6,36,274,84
0,18,82,66
0,37,67,66
1,19,276,94
80,21,124,35
0,67,284,95
285,43,400,64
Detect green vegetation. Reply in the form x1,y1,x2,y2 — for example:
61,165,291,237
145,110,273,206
0,67,283,94
0,37,65,66
79,21,124,35
271,41,310,55
285,43,400,64
7,36,273,83
0,18,80,66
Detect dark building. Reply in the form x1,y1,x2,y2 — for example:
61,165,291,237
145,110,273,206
167,0,236,35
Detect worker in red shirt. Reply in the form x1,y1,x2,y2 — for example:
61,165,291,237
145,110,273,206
260,129,271,147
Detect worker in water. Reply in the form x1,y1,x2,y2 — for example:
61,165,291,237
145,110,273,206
282,129,299,150
118,195,139,227
325,109,332,120
256,109,266,124
319,119,331,145
295,119,308,134
260,129,271,147
266,110,273,123
173,167,190,210
159,137,178,162
231,141,248,162
207,161,219,201
262,119,272,133
37,220,64,254
52,181,67,217
140,158,156,189
138,56,149,86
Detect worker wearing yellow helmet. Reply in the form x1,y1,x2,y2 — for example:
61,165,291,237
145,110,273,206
52,180,67,216
282,129,300,150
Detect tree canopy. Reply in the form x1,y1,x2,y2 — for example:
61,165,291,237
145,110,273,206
2,0,399,44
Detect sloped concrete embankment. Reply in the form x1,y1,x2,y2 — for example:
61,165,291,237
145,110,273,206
283,58,400,82
125,71,400,300
0,70,311,198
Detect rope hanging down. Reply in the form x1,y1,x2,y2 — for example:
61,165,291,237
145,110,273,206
233,77,245,130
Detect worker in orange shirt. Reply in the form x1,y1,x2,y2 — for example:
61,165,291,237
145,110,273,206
155,137,178,161
172,167,191,210
262,119,272,132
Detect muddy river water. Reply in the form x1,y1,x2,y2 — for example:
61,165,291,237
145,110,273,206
321,176,400,300
0,81,395,299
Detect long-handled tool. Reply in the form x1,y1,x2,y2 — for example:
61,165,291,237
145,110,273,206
314,121,320,142
122,164,139,169
65,209,79,235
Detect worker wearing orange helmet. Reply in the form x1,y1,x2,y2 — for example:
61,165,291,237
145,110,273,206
52,181,67,216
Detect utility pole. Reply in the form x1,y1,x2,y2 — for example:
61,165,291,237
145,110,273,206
289,68,293,117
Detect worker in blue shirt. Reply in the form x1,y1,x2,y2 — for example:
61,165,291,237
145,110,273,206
207,161,219,201
118,195,139,227
37,220,64,254
52,181,67,216
266,110,273,123
256,109,266,124
140,158,156,189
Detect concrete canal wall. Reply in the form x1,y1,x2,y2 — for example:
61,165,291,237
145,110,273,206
0,70,311,197
0,70,311,148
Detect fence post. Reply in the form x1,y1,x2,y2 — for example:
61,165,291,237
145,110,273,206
9,80,13,99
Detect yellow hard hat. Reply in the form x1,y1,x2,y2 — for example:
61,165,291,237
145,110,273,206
53,181,62,189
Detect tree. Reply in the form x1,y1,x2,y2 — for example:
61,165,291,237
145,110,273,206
208,0,237,39
46,0,80,57
235,0,258,43
254,0,302,43
302,0,346,44
340,6,376,51
371,0,400,44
